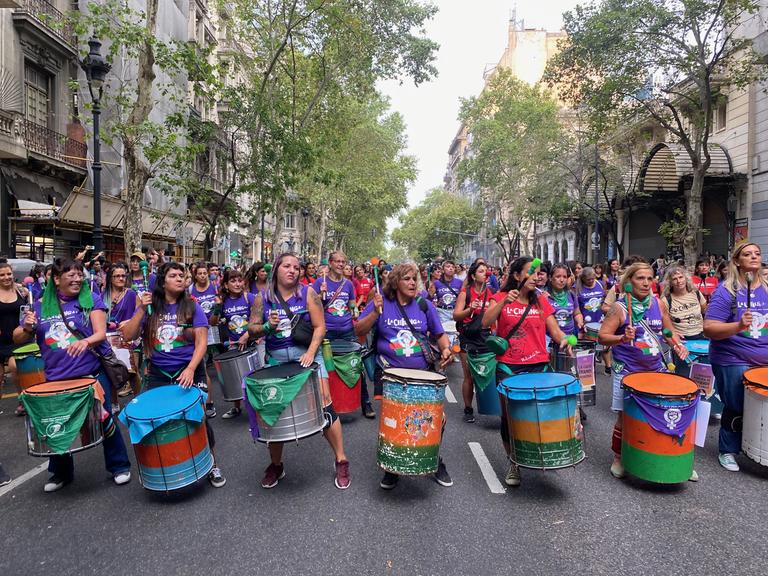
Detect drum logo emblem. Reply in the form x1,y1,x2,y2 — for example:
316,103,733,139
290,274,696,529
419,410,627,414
261,385,283,405
664,408,682,430
476,363,487,376
404,409,433,439
442,293,456,306
350,357,360,367
157,325,179,352
44,418,67,438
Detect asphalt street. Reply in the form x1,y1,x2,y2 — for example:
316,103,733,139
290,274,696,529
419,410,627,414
2,362,768,576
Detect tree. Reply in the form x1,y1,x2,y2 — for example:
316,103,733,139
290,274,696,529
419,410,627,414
546,0,766,265
392,189,482,261
457,69,566,262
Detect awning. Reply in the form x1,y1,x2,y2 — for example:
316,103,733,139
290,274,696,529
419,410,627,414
640,142,733,194
58,186,125,229
1,166,71,206
17,199,57,218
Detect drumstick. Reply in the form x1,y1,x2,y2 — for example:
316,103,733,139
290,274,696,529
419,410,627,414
526,258,542,281
746,272,753,309
23,276,34,305
623,283,633,328
662,328,691,365
139,260,153,316
371,257,382,314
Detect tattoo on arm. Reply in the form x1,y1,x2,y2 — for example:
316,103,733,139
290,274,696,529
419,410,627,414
310,291,321,306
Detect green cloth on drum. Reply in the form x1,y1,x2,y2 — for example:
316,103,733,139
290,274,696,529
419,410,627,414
468,351,497,391
21,387,94,455
245,369,313,426
333,351,363,388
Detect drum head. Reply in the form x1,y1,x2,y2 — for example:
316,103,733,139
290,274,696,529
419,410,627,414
123,385,205,421
383,368,447,385
26,378,96,395
744,367,768,391
684,340,710,355
622,372,698,397
248,361,317,381
13,343,40,355
585,323,601,332
214,347,255,361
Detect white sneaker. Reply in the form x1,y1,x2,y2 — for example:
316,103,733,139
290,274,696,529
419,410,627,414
505,461,521,486
610,459,626,479
43,476,69,493
113,471,131,485
718,453,740,472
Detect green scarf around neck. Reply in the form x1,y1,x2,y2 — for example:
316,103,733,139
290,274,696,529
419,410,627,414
551,288,569,308
628,293,651,324
41,275,94,319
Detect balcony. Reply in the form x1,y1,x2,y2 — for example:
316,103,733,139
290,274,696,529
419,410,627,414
13,0,77,54
23,119,87,170
0,110,27,160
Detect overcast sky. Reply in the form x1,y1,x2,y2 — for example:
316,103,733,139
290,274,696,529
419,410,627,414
379,0,582,231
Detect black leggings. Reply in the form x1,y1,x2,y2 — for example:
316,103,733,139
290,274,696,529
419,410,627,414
496,362,549,446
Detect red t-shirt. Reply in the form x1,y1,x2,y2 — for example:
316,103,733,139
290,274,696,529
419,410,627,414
691,275,718,298
461,286,492,326
353,277,374,303
492,291,554,365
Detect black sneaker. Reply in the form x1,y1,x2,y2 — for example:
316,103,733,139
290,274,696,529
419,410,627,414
363,402,376,419
208,466,226,488
434,459,453,487
604,366,611,376
44,475,71,493
380,472,399,490
205,404,217,418
463,406,475,423
0,463,10,487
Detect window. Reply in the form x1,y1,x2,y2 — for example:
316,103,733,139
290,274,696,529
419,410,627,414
709,98,727,133
284,213,296,229
25,63,51,127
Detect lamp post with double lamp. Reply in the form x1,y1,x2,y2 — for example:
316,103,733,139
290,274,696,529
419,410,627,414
81,38,111,254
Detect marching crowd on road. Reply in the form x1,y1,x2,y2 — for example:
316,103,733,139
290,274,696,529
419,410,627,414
1,242,767,497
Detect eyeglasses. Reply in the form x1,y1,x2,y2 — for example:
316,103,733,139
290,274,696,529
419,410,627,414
112,274,127,279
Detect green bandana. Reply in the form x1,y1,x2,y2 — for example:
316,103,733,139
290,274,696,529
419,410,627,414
629,293,651,324
332,351,364,389
22,386,95,454
551,289,569,308
41,275,94,320
245,369,313,426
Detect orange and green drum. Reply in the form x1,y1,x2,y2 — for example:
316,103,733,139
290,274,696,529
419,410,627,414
377,368,446,475
500,372,585,469
13,343,45,391
621,372,699,484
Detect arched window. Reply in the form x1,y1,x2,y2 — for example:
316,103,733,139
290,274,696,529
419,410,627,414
553,241,560,263
561,239,569,262
543,243,549,262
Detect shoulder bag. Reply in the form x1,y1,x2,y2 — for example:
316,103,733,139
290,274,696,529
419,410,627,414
274,288,315,347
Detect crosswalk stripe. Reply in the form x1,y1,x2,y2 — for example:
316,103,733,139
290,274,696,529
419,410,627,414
468,442,506,494
0,462,48,499
444,384,457,403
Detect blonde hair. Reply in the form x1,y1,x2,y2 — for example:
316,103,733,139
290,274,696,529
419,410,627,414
725,242,768,296
620,262,653,291
661,264,694,299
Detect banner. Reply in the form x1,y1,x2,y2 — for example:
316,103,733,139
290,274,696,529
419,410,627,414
575,350,596,390
689,363,715,397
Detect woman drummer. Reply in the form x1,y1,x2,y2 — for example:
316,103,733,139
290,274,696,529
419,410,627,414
660,264,707,375
704,241,768,472
189,261,221,418
598,261,689,479
355,263,453,490
120,261,226,488
247,253,350,490
103,262,140,398
481,256,572,487
218,268,258,419
577,266,611,373
453,261,493,424
13,258,132,493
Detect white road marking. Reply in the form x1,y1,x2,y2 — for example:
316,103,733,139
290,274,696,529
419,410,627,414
468,442,506,494
444,384,457,404
0,462,48,499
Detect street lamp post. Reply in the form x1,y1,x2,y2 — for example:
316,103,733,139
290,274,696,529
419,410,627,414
301,207,310,260
81,39,111,254
593,143,600,266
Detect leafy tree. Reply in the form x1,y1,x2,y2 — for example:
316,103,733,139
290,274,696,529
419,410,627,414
392,188,482,261
546,0,766,265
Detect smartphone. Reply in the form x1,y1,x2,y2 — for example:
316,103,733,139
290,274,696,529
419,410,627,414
19,304,30,324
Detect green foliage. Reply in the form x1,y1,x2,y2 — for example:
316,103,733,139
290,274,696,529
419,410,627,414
658,208,709,246
392,189,482,261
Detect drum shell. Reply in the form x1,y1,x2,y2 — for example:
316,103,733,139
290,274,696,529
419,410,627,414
25,382,104,457
13,345,46,391
207,326,221,346
584,323,600,342
549,342,597,407
377,372,446,475
503,383,585,470
743,377,768,465
255,368,325,443
214,348,262,401
328,340,362,414
621,376,696,484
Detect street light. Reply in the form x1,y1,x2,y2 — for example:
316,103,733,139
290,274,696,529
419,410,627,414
81,38,111,254
301,207,310,259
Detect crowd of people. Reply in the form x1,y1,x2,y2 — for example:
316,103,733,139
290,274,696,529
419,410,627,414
0,242,763,493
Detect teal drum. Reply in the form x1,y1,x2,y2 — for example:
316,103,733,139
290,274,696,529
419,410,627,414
499,372,585,469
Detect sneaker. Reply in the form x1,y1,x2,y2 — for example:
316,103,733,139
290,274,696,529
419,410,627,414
380,471,399,490
208,466,226,488
113,471,131,486
362,403,376,419
222,407,241,419
463,406,475,424
334,460,351,490
14,404,25,417
433,459,453,487
718,453,740,472
505,461,521,486
261,463,285,489
688,469,699,482
610,459,626,479
0,463,11,487
43,475,71,493
117,383,133,397
603,366,611,375
205,404,217,418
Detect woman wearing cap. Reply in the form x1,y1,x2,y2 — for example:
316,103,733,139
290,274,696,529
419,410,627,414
14,258,132,493
129,252,155,294
356,263,453,490
599,261,689,479
247,253,350,490
189,261,221,418
704,241,768,472
481,256,572,487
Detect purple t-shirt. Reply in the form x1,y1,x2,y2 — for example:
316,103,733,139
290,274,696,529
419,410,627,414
148,301,208,372
433,277,463,309
706,283,768,366
577,281,605,324
360,296,444,370
189,283,218,319
107,289,138,326
312,277,356,333
262,285,312,351
130,272,156,295
611,299,665,374
222,292,255,343
31,293,110,381
548,290,578,336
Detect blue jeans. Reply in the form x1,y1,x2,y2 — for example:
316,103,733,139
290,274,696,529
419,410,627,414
713,363,749,454
267,346,328,378
326,329,370,407
49,371,131,480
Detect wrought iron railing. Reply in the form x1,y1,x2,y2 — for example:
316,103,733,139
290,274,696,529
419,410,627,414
14,0,76,48
23,119,87,169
